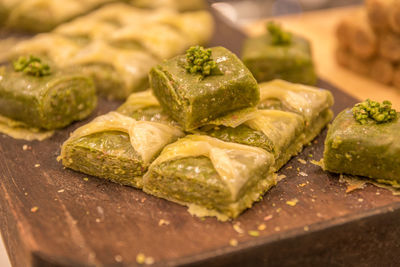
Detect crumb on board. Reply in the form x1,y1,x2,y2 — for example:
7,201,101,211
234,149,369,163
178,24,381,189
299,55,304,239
277,174,286,181
83,177,89,181
286,198,299,207
276,208,282,213
308,154,313,158
297,159,307,165
304,226,309,231
95,218,101,223
229,239,238,247
57,189,65,193
298,183,307,187
274,226,281,232
257,223,266,231
141,197,146,203
24,192,28,196
310,159,324,168
263,215,273,221
30,206,39,213
358,198,364,202
299,172,308,177
22,144,30,151
233,223,244,234
34,164,40,168
115,255,123,263
136,253,146,264
286,166,292,170
158,219,170,226
248,230,260,237
136,253,154,265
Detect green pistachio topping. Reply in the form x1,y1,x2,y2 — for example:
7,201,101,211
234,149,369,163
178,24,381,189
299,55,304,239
352,99,397,124
185,46,217,77
13,55,51,77
267,21,292,45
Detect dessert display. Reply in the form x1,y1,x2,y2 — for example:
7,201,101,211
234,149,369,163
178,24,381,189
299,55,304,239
0,55,97,139
324,99,400,185
242,22,317,86
60,46,334,219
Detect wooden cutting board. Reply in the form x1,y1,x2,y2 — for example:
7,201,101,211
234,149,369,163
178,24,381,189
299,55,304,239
1,7,400,267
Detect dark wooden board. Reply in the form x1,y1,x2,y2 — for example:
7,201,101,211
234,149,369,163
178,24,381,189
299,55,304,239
2,10,400,267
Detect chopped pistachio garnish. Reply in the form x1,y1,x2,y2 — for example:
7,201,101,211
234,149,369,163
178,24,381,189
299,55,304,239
267,21,292,45
13,55,51,77
352,99,397,124
185,46,217,77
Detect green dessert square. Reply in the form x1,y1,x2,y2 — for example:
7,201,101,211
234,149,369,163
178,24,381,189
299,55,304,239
149,46,259,130
242,23,317,85
324,103,400,184
60,93,184,188
0,56,97,131
143,135,276,220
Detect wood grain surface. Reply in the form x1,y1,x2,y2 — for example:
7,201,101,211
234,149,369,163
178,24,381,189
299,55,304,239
2,8,400,267
243,5,400,109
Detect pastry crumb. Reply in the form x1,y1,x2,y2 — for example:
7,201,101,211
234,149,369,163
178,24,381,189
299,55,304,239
34,164,40,168
136,253,153,265
115,255,123,263
257,223,266,231
158,219,170,226
57,189,65,193
299,172,308,177
248,230,259,237
263,215,273,221
297,159,307,164
136,253,146,264
304,226,309,231
83,177,89,181
233,223,244,234
277,174,286,181
229,238,238,247
30,206,39,213
286,198,299,206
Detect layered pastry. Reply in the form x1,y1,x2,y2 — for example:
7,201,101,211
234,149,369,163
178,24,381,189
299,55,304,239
143,135,277,220
129,0,206,12
150,46,259,130
200,79,334,170
60,104,183,188
7,4,214,99
324,99,400,185
0,0,117,33
242,22,317,85
0,56,96,138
